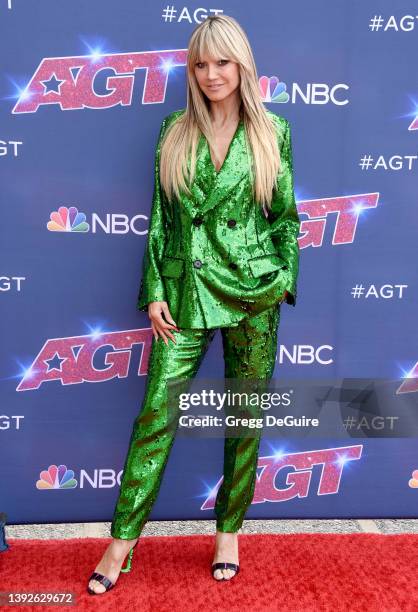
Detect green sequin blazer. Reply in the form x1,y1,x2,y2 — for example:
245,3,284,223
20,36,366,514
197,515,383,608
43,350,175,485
137,108,301,329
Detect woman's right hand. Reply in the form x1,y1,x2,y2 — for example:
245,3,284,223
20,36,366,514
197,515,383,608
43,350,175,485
148,301,180,345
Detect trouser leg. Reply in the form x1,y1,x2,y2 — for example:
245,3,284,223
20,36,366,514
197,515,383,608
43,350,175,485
111,327,215,540
214,305,280,532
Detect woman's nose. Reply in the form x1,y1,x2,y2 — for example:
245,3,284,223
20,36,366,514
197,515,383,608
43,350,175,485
207,65,219,79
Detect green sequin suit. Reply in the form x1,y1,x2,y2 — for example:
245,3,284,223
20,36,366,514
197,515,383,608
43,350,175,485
111,108,300,539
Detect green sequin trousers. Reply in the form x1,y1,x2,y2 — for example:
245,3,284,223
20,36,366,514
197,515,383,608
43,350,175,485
110,305,280,539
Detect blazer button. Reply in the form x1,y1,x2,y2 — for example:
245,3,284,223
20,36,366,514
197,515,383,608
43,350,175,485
228,262,238,270
227,219,237,228
193,216,203,226
193,259,202,269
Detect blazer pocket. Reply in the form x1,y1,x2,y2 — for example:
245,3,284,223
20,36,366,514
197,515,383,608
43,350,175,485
247,252,288,278
160,256,185,278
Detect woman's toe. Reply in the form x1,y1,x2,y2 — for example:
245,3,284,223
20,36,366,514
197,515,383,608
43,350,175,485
214,569,224,580
89,579,105,593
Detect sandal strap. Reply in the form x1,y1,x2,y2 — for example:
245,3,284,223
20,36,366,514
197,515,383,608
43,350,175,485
89,571,114,590
212,562,239,573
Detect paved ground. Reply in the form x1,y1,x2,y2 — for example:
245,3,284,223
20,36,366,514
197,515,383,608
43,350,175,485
6,518,418,539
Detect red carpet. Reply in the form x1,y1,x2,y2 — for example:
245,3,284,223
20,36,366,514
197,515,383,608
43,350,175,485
1,533,418,611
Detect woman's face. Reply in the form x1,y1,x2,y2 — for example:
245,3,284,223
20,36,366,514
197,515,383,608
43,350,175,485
193,52,240,103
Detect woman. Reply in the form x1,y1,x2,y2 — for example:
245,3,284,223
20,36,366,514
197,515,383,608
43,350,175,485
87,14,300,594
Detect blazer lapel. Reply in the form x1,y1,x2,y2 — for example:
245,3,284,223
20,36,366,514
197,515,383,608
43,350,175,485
180,120,250,217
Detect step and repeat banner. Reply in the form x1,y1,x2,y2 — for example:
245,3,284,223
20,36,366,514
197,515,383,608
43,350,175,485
1,1,417,525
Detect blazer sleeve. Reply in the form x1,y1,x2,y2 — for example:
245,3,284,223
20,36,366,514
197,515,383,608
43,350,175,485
267,118,301,306
137,116,171,310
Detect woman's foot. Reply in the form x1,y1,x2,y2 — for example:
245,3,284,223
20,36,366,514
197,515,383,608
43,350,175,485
212,529,239,580
88,537,139,594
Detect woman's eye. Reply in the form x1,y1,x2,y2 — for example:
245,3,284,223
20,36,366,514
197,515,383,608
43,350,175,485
196,60,229,68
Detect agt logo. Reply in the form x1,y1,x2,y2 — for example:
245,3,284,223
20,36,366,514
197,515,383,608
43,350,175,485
11,46,350,113
298,193,379,247
17,328,153,391
13,50,188,113
47,206,148,235
202,445,364,507
201,450,418,506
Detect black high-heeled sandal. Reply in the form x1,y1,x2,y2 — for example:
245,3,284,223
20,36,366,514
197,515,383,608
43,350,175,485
211,562,240,581
87,540,138,595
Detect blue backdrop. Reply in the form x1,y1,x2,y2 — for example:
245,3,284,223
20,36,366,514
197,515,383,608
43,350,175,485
1,1,417,525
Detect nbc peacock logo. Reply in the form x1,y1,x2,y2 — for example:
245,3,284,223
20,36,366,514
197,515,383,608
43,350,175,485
408,469,418,489
47,206,89,232
259,76,289,103
36,464,78,489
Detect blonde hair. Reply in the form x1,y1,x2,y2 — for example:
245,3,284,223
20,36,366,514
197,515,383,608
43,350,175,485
159,14,285,210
